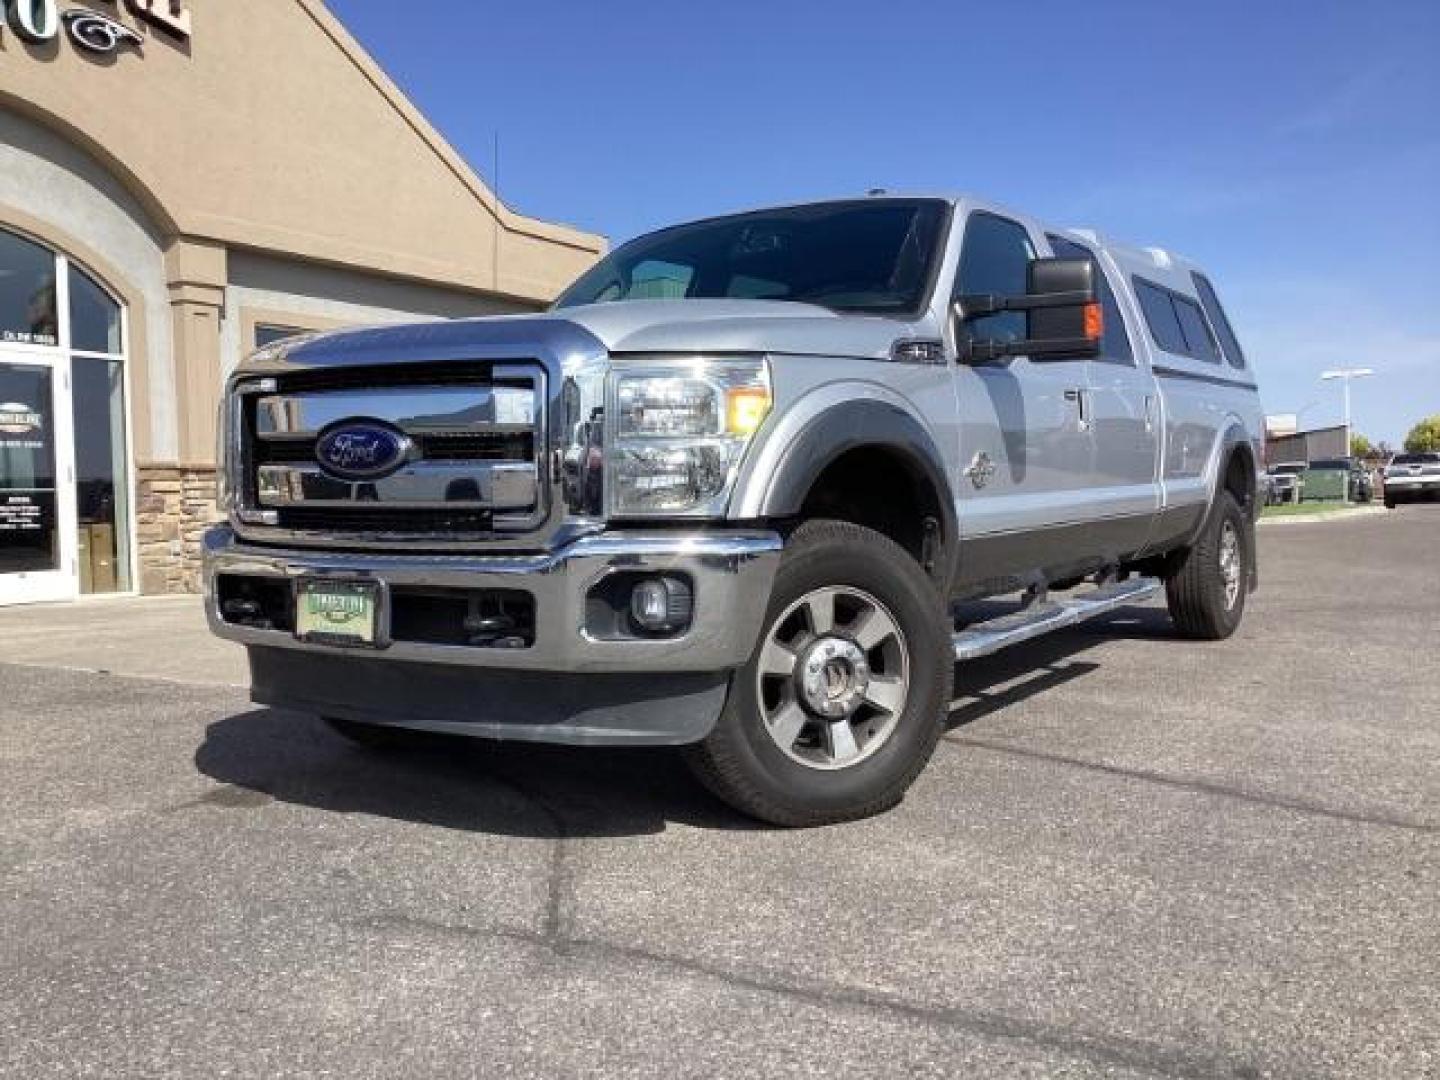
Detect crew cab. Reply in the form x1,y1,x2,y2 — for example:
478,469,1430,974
205,195,1264,826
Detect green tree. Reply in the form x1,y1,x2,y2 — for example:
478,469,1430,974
1350,433,1373,458
1404,416,1440,453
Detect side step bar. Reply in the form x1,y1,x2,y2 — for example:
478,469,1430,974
952,577,1163,661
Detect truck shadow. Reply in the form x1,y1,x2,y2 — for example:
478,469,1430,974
194,710,749,839
193,606,1181,838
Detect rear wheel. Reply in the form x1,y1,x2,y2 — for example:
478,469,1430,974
1385,495,1398,510
1164,490,1250,640
684,519,951,827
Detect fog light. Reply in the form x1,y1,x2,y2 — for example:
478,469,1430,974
629,576,694,635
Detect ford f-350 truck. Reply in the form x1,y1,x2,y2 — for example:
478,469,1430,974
205,195,1264,826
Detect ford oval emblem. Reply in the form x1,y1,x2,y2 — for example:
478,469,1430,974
315,420,412,481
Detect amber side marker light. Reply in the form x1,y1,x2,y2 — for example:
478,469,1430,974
1084,301,1105,342
726,386,772,436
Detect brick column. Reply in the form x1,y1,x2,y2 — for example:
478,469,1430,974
135,238,227,594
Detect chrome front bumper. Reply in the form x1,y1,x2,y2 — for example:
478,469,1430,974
202,525,782,674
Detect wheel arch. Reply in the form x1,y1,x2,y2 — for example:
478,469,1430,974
1185,421,1261,591
733,395,958,589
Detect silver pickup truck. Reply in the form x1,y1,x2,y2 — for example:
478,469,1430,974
205,195,1264,826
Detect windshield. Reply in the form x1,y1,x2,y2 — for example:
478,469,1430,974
1308,459,1351,470
554,199,950,316
1271,464,1307,475
1391,453,1440,466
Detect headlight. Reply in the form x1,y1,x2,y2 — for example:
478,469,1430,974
608,358,772,516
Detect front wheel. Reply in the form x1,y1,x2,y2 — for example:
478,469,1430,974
684,520,952,827
1164,490,1251,640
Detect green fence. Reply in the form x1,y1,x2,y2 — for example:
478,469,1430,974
1302,468,1348,502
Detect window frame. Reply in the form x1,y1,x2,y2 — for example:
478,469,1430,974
1191,271,1247,370
1045,234,1135,367
0,223,135,598
1132,275,1225,363
1132,276,1189,357
555,197,955,319
952,210,1039,349
1171,293,1222,365
253,323,312,350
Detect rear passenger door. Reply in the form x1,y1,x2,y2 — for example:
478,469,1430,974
1048,235,1160,539
1131,275,1230,512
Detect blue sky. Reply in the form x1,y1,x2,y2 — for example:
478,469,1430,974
329,0,1439,446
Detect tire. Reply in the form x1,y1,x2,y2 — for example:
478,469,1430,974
1385,496,1397,510
683,519,952,827
1164,490,1250,641
323,715,415,751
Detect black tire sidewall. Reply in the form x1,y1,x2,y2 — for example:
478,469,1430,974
1197,491,1249,637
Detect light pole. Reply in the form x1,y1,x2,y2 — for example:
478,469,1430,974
1321,368,1375,502
1320,368,1375,458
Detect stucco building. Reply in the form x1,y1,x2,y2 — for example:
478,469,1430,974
0,0,603,606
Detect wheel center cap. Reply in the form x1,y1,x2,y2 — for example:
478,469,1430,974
797,636,870,719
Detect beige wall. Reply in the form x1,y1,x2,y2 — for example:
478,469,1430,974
1,0,606,464
1,0,605,596
0,0,604,304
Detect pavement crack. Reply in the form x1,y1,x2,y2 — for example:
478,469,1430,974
475,771,577,949
948,736,1437,833
351,912,1264,1080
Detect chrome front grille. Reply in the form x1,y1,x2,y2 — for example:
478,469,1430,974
232,363,547,545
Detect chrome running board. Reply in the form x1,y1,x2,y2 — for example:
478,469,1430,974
952,577,1162,661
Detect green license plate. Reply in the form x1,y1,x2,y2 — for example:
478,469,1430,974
296,579,381,647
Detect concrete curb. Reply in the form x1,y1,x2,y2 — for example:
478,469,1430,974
1258,506,1388,527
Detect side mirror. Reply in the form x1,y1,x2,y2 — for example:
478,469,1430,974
955,257,1103,363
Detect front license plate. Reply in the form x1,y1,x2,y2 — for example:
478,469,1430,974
296,579,382,647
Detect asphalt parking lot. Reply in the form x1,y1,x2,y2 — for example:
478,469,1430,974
2,509,1436,1079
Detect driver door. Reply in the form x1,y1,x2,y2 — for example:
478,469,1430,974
950,209,1096,587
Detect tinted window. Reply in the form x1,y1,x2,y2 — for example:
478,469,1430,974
1048,235,1133,365
68,264,122,354
956,212,1035,345
255,325,307,349
1391,454,1440,466
1133,279,1187,355
629,259,694,299
556,199,949,315
1174,296,1221,364
1192,272,1247,369
0,228,58,348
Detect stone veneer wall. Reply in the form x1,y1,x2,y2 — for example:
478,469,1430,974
136,465,222,595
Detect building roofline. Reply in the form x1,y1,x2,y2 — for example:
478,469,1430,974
298,0,604,258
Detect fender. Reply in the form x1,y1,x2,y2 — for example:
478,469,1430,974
1194,421,1260,524
1183,420,1261,590
730,389,959,587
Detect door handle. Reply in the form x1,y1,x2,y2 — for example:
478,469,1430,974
1064,388,1090,433
1144,394,1156,434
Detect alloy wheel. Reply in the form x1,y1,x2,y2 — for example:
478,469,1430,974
755,586,910,771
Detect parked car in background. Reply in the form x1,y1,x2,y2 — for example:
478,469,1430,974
1265,462,1307,504
1383,452,1440,508
1307,457,1374,503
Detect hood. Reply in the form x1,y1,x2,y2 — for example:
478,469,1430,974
242,299,925,377
554,299,923,360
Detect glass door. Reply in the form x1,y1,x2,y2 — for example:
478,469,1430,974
0,351,77,605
